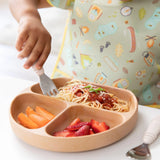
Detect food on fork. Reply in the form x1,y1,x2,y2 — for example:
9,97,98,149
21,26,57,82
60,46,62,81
17,106,55,129
53,117,110,137
55,79,129,112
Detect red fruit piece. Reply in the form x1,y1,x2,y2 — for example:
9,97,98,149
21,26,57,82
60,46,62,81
91,119,110,133
89,128,95,135
53,130,75,137
75,125,90,136
69,117,81,126
66,122,91,131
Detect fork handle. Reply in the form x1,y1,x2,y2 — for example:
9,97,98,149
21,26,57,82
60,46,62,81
32,65,44,76
143,114,160,144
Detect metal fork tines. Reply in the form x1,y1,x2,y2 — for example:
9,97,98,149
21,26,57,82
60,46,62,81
39,73,59,96
32,66,59,96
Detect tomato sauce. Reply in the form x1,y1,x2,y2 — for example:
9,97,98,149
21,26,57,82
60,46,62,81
74,88,117,108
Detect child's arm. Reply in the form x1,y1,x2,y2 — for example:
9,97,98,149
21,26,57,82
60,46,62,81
9,0,52,70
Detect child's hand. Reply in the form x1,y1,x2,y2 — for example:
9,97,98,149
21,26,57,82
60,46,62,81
16,16,51,70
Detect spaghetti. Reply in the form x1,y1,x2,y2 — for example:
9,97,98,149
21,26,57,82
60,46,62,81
55,80,129,112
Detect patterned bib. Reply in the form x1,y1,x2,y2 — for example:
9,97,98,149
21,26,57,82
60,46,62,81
47,0,160,105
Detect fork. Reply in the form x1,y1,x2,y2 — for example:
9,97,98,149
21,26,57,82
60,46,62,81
32,65,59,96
126,114,160,160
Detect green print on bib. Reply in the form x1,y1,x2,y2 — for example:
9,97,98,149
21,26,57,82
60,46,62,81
49,0,60,6
95,22,118,40
142,85,153,103
88,5,103,21
145,7,160,30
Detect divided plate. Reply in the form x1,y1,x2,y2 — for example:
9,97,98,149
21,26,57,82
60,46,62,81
9,77,138,152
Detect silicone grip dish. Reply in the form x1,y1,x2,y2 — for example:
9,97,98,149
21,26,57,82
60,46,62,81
9,77,138,152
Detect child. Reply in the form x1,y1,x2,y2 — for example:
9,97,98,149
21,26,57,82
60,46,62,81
9,0,160,106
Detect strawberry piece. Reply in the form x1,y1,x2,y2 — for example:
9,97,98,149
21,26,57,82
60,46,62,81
69,117,81,126
99,122,110,130
89,128,95,135
91,119,110,133
75,125,90,136
66,122,91,131
53,130,75,137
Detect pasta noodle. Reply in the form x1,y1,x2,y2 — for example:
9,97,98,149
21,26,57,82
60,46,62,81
55,79,129,112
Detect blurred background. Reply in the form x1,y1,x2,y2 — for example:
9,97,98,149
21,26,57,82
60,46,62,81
0,0,68,81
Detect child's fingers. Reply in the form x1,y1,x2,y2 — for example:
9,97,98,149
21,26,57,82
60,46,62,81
23,39,45,69
18,35,37,59
16,31,28,51
35,42,51,69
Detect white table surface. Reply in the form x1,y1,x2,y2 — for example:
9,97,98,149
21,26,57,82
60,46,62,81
0,76,160,160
